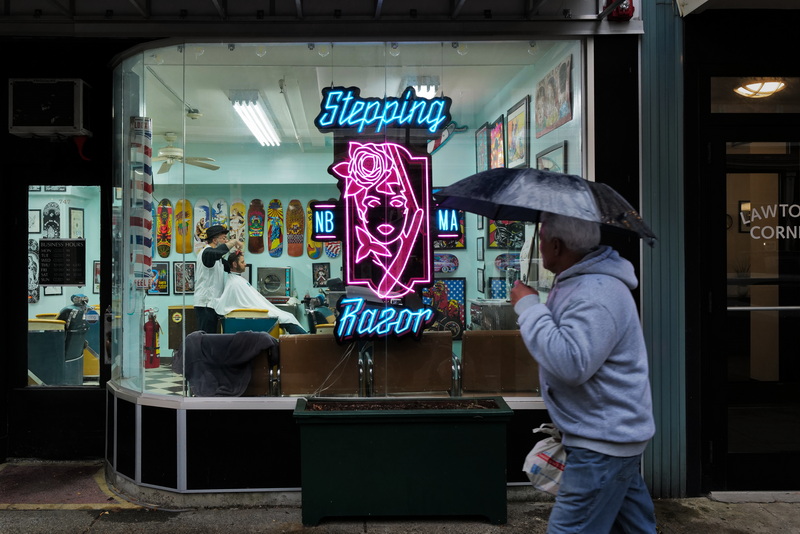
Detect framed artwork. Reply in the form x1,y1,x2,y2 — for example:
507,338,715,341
44,185,67,192
173,261,196,294
477,216,485,231
28,209,41,234
487,219,525,249
313,262,331,287
69,208,84,238
489,115,505,169
534,54,573,138
507,95,530,169
28,185,42,192
475,122,489,172
421,277,466,340
93,261,101,294
477,267,485,294
488,277,507,299
148,261,170,295
536,141,567,173
476,237,485,261
739,200,751,233
44,285,62,296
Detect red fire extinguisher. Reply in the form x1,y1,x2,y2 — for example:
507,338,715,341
143,309,161,369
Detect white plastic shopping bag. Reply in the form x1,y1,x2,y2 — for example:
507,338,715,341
522,423,566,496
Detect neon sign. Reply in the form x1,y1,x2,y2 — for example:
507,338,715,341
310,202,339,241
330,141,431,300
316,85,449,342
315,86,452,135
335,297,435,341
435,208,462,239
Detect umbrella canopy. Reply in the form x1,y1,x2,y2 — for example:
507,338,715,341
433,168,657,246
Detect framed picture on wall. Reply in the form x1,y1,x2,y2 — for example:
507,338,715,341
475,122,489,172
44,286,62,296
507,95,530,169
534,54,573,138
28,209,41,234
173,261,196,294
487,219,525,249
477,216,485,231
488,277,507,299
313,262,331,287
477,267,485,294
93,261,101,294
148,261,170,295
476,237,484,261
489,115,505,169
69,207,84,239
536,141,567,173
421,277,466,340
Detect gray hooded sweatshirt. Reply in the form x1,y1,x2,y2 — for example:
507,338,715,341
514,245,655,457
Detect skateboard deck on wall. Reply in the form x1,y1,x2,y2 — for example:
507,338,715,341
42,201,61,238
494,253,520,272
212,198,228,228
174,199,193,254
286,199,304,257
324,198,342,258
248,199,266,254
324,242,341,259
193,198,210,254
267,199,284,257
229,199,246,246
306,200,323,259
156,198,173,258
433,253,459,273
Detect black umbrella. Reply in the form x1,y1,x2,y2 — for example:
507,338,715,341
433,168,656,246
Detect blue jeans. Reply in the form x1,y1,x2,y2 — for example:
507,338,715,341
547,446,656,534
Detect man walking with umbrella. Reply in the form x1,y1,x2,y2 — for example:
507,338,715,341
511,211,656,533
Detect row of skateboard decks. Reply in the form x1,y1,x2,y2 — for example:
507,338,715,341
154,198,341,259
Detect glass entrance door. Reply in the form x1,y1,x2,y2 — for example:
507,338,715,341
722,141,800,489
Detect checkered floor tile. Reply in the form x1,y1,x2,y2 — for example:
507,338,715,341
144,366,186,396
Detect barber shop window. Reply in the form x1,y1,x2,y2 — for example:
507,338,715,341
27,185,102,386
110,40,584,398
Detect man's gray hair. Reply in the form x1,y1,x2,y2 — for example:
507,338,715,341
540,212,600,255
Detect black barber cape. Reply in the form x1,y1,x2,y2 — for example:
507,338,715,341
173,331,278,397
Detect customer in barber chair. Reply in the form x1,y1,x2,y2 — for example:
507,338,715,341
214,250,307,334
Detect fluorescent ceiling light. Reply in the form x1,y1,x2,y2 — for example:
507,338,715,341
230,91,280,146
401,76,440,99
733,78,786,99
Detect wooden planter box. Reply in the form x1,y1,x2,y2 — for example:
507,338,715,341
294,396,513,526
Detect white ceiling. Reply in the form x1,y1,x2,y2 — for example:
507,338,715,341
138,41,560,150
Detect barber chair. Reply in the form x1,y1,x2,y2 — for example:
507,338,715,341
27,319,67,385
175,331,279,397
55,294,90,385
222,309,280,336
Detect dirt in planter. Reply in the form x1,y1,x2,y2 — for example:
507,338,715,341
305,399,499,411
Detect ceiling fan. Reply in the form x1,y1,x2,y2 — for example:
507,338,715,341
152,132,220,174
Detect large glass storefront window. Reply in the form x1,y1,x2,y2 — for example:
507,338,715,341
111,40,584,399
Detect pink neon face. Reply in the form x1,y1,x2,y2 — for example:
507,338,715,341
330,141,431,299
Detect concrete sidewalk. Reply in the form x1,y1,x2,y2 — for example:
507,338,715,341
1,461,799,533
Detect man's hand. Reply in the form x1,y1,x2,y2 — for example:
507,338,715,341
510,279,538,307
